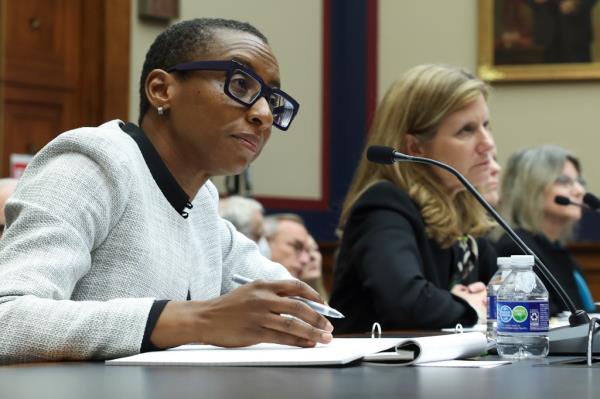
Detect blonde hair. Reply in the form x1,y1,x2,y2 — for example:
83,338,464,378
339,64,494,247
497,145,581,243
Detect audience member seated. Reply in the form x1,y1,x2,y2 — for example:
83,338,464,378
301,235,328,301
218,195,271,257
493,145,595,315
329,64,498,334
264,213,310,279
0,18,332,364
0,178,18,237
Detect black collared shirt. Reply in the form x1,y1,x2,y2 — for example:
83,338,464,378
119,122,192,352
120,122,192,218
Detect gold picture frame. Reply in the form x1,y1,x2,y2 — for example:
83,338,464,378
478,0,600,82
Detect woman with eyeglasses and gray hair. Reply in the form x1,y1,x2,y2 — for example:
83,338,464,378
494,144,595,315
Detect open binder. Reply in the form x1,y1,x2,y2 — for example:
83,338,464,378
106,332,489,367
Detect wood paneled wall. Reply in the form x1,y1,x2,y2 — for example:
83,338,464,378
0,0,130,175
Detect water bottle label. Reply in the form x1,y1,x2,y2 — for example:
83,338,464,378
487,295,497,320
496,300,549,333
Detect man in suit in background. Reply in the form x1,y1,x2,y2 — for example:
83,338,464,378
264,214,311,279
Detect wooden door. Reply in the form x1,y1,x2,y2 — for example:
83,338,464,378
0,0,130,175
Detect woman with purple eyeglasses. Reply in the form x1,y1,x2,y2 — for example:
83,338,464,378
0,18,332,365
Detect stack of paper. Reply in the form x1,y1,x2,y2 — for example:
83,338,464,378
106,332,508,368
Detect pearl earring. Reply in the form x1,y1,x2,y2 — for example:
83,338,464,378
157,106,164,116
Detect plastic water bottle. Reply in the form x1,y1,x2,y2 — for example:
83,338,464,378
486,257,512,340
496,255,549,359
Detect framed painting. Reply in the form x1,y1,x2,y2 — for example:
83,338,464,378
478,0,600,82
138,0,179,21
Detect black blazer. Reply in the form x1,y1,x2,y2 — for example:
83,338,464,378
494,228,591,316
329,181,497,334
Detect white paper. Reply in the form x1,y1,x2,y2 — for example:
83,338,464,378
403,332,488,364
441,324,486,333
416,360,510,368
363,332,488,366
106,338,402,367
107,333,489,367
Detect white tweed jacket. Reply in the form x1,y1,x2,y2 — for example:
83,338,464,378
0,120,290,364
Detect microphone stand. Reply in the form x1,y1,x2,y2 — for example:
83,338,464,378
378,149,599,357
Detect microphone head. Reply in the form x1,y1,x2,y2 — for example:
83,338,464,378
367,146,396,165
583,192,600,210
554,195,571,206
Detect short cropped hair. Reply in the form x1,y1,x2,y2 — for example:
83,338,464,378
218,196,264,239
138,18,268,124
497,145,581,242
263,213,305,239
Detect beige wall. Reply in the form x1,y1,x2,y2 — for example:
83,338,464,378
379,0,600,194
130,1,600,199
129,0,323,200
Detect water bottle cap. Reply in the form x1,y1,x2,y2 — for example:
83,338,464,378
496,257,511,268
510,254,535,268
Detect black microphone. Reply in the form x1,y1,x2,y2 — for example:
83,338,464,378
367,145,598,354
554,195,588,209
367,145,411,164
583,192,600,211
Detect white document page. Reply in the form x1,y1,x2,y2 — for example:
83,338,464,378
363,332,488,365
416,360,510,368
106,338,402,367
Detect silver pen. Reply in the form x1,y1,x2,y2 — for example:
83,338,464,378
231,274,344,318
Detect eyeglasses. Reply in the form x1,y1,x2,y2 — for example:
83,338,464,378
286,240,310,256
554,174,587,188
166,60,299,131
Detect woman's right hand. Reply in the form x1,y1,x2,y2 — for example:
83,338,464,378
451,283,487,320
150,279,334,349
